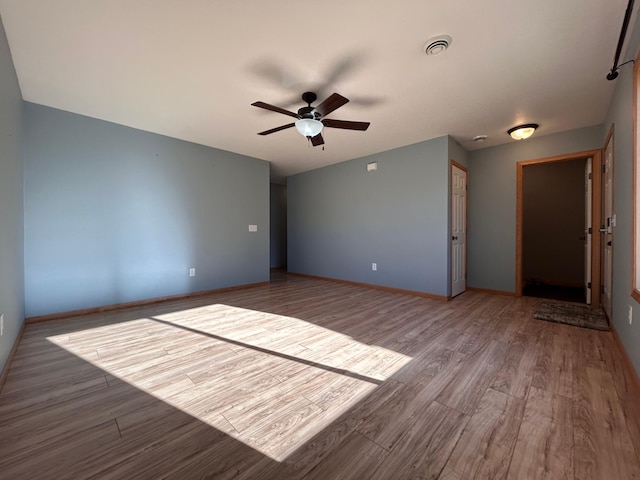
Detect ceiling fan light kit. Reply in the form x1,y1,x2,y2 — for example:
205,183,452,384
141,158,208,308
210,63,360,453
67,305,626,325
508,123,538,140
295,118,323,137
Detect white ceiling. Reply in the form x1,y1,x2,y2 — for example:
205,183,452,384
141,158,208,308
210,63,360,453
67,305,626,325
0,1,634,182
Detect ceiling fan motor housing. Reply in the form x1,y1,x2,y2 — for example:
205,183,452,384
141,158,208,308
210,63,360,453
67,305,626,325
297,105,316,118
299,92,320,119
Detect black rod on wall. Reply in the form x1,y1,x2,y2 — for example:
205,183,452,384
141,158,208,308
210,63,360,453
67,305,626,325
607,0,636,80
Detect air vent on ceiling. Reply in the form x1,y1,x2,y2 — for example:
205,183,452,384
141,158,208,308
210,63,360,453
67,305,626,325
424,35,452,56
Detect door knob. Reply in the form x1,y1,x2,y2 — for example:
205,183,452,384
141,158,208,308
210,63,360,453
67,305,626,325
452,235,458,240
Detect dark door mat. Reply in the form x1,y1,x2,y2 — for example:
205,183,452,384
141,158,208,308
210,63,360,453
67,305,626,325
533,301,609,331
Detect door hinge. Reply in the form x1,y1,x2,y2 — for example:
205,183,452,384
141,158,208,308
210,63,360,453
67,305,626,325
588,227,592,234
602,164,606,173
601,285,605,294
587,282,592,289
588,172,593,180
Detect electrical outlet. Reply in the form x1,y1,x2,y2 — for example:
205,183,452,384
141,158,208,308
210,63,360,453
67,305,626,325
0,314,3,336
629,305,633,325
372,263,377,271
189,268,196,277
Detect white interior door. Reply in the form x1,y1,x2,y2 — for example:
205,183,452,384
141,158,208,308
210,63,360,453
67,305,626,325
451,164,467,297
603,139,614,318
585,157,592,304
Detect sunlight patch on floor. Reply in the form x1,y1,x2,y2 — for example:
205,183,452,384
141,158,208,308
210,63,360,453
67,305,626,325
47,304,412,461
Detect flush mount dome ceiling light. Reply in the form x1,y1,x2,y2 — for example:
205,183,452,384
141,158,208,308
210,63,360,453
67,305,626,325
424,35,452,56
508,123,538,140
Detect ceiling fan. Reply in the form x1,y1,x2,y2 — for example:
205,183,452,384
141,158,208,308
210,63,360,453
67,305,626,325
251,92,370,147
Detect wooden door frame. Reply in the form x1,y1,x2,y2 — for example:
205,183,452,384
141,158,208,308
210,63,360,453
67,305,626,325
516,149,603,306
602,125,615,316
450,160,468,298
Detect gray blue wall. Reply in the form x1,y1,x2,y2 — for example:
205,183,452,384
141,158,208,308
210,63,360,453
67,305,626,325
600,11,640,375
270,183,287,268
288,135,460,297
0,16,24,373
24,104,270,318
467,125,603,293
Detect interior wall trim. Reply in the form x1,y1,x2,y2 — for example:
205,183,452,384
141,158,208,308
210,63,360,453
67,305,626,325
0,320,26,394
288,272,450,301
611,322,640,391
466,286,518,296
25,281,270,324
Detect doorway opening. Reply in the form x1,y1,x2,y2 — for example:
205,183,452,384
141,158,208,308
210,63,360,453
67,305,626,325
516,149,602,306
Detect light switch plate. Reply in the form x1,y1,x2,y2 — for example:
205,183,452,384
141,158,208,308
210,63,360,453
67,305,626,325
249,225,258,232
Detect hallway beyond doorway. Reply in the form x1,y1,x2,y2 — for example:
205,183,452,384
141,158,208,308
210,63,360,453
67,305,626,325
523,282,586,303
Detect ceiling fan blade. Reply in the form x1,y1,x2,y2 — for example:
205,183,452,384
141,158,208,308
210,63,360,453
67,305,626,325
310,133,324,146
251,101,299,119
258,123,295,135
323,119,370,131
315,93,349,117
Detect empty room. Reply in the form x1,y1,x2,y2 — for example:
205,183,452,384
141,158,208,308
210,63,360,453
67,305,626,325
1,1,640,479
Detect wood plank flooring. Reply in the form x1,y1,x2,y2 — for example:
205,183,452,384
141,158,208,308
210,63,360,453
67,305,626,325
1,272,639,479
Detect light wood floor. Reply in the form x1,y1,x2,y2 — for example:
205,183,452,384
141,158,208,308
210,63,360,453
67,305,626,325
1,273,639,479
